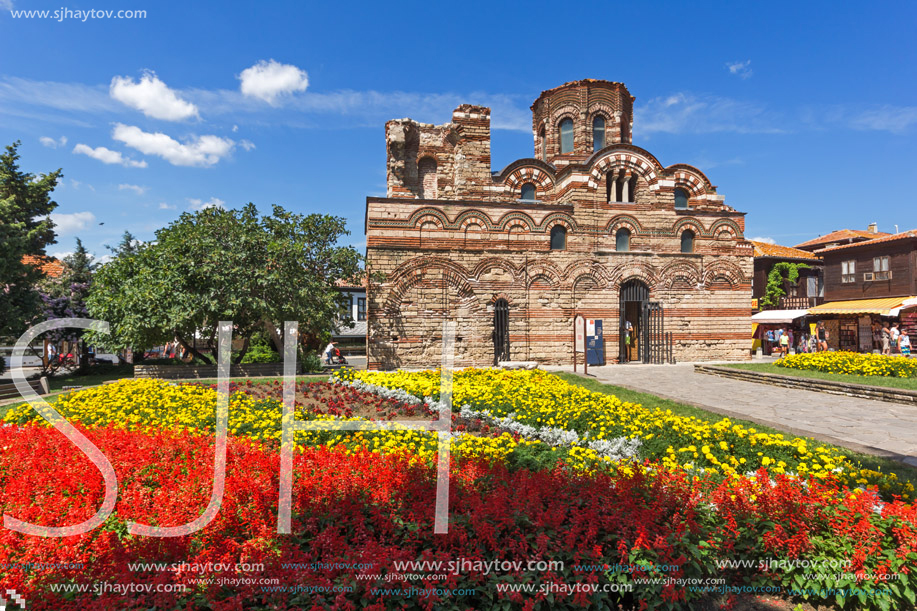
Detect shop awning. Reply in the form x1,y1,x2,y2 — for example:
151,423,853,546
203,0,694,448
808,296,917,316
890,298,917,317
751,309,810,324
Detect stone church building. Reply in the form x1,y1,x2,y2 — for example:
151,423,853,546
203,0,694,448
365,79,753,370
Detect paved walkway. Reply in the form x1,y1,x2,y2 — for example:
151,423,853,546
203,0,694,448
549,363,917,466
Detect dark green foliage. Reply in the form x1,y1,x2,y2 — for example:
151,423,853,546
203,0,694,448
0,141,61,337
761,262,810,308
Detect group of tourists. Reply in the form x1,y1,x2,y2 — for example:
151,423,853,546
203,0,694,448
874,322,912,356
766,323,830,356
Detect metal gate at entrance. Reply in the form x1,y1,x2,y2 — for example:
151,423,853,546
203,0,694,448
619,280,674,364
642,302,674,364
493,298,509,365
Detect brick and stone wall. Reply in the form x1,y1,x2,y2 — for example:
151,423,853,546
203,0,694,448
367,79,754,370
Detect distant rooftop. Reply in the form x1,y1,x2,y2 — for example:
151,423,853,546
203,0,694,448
750,241,819,260
817,230,917,254
794,228,891,251
21,255,64,279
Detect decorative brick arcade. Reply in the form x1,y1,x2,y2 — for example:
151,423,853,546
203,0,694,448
365,79,753,370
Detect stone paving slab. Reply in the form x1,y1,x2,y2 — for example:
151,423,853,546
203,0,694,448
548,363,917,463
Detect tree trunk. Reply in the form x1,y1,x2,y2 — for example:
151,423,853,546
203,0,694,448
175,333,214,364
263,319,284,355
232,336,250,364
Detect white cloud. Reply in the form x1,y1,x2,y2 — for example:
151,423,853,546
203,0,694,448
238,139,255,151
0,0,12,10
187,197,225,211
40,136,67,148
158,202,176,210
50,251,74,260
112,123,235,167
118,183,147,195
73,143,147,168
238,59,309,105
110,71,199,121
726,60,753,79
848,105,917,133
636,92,785,136
748,236,777,244
50,211,96,235
69,179,95,191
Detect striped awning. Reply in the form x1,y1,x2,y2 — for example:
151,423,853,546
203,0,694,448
808,296,917,316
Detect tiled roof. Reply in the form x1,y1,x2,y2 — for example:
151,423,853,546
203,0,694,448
794,229,891,250
749,241,818,260
332,320,367,338
335,276,367,289
21,255,65,278
817,230,917,254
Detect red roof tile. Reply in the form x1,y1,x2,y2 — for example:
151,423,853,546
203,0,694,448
21,255,65,278
794,229,891,250
749,241,819,260
816,230,917,254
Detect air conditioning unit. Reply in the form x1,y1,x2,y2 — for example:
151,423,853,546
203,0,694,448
863,272,874,281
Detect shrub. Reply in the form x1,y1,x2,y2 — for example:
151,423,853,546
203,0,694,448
239,343,280,363
301,351,323,373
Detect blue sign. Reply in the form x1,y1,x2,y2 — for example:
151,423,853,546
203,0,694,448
586,319,604,365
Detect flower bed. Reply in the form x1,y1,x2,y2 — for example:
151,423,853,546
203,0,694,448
2,371,917,610
777,351,917,378
338,368,914,501
1,423,915,610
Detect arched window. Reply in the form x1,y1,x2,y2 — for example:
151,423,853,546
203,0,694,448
559,118,574,154
550,225,567,250
674,188,689,209
418,157,437,199
681,229,695,254
627,176,637,203
520,182,536,201
616,228,631,252
539,126,547,160
592,115,605,151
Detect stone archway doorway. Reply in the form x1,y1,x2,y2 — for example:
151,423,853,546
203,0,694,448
619,279,648,363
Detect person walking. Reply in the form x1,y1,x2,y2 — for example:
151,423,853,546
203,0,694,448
900,332,911,357
816,322,828,352
779,329,789,357
890,323,901,354
880,323,891,355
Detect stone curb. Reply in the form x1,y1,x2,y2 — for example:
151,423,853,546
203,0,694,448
695,365,917,407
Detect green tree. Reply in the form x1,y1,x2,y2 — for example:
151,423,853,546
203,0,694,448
104,230,140,257
87,203,362,364
0,141,61,337
762,262,811,308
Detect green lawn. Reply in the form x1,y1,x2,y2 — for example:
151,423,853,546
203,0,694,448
720,362,917,391
556,371,917,496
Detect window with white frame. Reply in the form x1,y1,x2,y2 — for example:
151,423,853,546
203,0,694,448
357,297,366,321
841,260,856,283
874,256,890,280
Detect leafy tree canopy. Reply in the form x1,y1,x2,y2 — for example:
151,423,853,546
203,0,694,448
87,203,363,364
0,141,61,337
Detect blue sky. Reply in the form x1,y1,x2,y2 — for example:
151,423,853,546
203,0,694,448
2,0,915,260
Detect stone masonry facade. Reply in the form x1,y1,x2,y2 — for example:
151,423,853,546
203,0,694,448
366,80,753,370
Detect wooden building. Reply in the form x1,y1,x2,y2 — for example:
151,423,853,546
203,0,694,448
807,230,917,351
